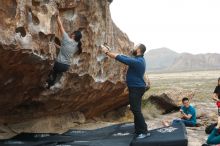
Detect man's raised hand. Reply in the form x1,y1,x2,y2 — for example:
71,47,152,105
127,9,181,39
101,45,109,54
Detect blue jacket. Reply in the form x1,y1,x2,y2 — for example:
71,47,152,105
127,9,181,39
115,55,146,88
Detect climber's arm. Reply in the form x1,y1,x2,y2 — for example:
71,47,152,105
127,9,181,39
54,43,61,49
57,15,65,36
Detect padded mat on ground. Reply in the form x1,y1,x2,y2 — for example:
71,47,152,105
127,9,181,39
0,133,74,146
130,122,188,146
62,123,135,146
0,122,188,146
63,122,134,141
62,135,134,146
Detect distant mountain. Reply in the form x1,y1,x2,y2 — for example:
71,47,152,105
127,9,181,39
145,48,220,72
145,48,179,71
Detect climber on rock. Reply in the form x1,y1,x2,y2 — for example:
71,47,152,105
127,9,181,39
44,12,82,89
101,43,150,139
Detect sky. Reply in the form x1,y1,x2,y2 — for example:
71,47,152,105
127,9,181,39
110,0,220,54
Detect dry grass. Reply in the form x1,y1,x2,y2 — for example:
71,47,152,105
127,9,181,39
142,101,162,120
142,70,220,116
144,70,220,101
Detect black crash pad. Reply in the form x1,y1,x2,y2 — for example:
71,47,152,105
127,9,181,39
130,122,188,146
0,123,135,146
62,135,134,146
0,133,74,146
63,122,188,146
63,122,134,141
62,123,135,146
0,122,188,146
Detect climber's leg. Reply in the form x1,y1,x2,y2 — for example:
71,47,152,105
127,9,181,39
46,70,58,89
46,61,69,89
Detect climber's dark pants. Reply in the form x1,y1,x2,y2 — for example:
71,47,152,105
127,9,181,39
46,61,69,88
128,87,148,134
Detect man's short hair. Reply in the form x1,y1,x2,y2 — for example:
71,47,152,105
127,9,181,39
138,44,146,55
182,97,189,103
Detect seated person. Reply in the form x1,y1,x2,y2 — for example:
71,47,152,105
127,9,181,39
162,97,197,127
205,116,220,145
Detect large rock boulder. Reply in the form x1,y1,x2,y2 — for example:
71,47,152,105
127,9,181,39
147,93,180,114
146,89,195,114
0,0,133,123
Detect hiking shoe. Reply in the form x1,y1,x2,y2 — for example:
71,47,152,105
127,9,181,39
50,82,62,90
42,82,50,89
136,133,151,139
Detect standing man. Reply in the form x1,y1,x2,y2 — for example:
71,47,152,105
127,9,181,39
101,44,150,139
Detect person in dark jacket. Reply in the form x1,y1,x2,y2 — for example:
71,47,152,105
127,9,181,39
212,77,220,102
101,43,150,139
203,82,220,145
204,116,220,145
